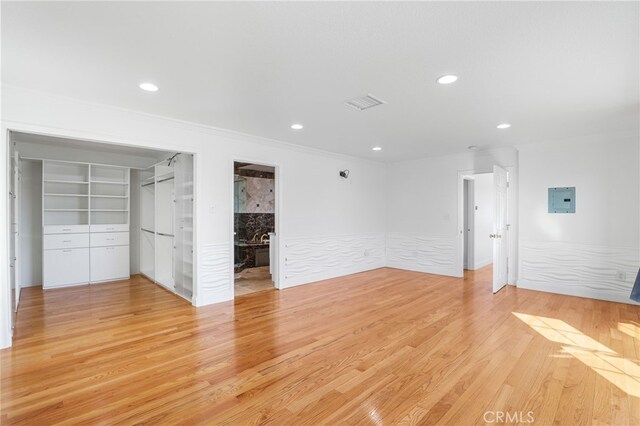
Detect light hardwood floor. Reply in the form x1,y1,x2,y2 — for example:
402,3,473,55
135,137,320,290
1,267,639,425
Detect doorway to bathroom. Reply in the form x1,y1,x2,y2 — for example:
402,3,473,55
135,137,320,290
233,161,278,296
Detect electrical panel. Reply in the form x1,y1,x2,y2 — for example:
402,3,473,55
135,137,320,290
548,187,576,213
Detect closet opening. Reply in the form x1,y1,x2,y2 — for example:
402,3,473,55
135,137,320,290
233,161,278,297
7,131,196,321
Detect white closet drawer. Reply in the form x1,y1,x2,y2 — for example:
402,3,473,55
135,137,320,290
44,225,90,235
90,246,130,283
90,224,129,233
44,233,89,250
91,232,129,247
43,248,90,288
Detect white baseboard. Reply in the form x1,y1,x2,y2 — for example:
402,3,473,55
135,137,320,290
518,279,639,305
385,261,459,278
472,259,492,270
281,262,385,289
194,289,232,307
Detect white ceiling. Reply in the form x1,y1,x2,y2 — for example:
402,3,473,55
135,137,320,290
2,2,638,162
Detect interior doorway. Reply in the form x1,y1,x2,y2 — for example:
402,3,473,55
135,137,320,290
233,161,277,296
462,173,494,272
459,165,514,293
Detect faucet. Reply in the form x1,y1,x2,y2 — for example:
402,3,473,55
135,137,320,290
251,232,260,242
260,233,269,243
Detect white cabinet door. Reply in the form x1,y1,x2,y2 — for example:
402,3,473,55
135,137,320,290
90,232,129,247
44,233,90,250
44,225,90,235
43,248,90,288
90,246,129,283
90,224,129,233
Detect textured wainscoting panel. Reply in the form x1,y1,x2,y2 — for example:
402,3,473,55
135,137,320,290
386,234,458,277
519,241,640,304
281,234,385,288
196,243,232,306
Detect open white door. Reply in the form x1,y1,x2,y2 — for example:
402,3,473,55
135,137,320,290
10,152,21,323
491,165,508,293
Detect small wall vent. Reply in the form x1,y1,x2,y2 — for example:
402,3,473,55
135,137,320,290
345,94,386,111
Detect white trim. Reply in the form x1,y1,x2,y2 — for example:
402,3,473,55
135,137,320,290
518,279,639,305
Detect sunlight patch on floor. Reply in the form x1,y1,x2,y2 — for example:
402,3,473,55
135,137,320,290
514,312,640,398
618,322,640,340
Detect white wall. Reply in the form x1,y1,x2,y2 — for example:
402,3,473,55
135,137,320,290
385,147,518,277
472,173,493,269
19,159,42,287
517,134,639,304
0,85,387,346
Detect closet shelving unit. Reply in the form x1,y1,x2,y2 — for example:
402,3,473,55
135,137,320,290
42,160,130,288
139,155,194,301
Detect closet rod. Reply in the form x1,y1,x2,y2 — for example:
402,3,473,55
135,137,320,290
141,181,155,188
141,228,154,234
157,232,174,237
157,176,175,184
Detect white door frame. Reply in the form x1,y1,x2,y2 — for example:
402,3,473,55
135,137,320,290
463,177,475,270
230,158,281,296
2,123,200,348
457,166,518,284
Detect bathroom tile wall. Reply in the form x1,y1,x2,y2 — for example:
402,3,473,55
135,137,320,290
235,213,275,241
245,177,275,214
234,176,275,214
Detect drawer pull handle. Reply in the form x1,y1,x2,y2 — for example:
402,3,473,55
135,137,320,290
63,240,72,243
62,250,72,253
63,228,72,231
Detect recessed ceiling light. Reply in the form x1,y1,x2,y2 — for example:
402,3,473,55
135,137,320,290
468,145,478,150
437,74,458,85
291,124,304,130
139,82,158,92
372,147,382,151
497,123,511,129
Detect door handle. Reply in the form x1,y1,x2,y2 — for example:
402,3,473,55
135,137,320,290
490,234,502,239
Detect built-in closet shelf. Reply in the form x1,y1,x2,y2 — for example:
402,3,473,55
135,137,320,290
44,180,89,184
90,180,129,185
44,209,89,212
45,193,89,197
42,159,131,289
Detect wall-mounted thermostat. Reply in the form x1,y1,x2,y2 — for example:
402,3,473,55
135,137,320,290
548,187,576,213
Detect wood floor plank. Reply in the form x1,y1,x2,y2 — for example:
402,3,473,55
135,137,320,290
1,268,639,424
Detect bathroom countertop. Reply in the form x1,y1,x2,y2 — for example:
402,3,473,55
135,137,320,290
235,241,270,247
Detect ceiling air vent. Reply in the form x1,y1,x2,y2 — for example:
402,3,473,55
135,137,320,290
345,94,386,111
